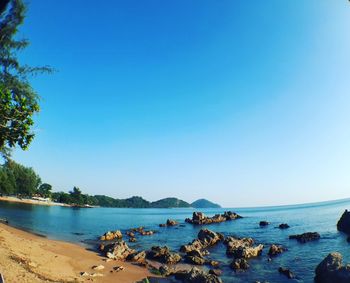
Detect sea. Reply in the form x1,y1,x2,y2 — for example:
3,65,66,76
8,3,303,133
1,198,350,282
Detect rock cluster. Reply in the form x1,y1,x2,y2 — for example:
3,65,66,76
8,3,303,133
315,252,350,283
174,267,222,283
185,211,242,225
289,232,320,243
278,223,290,229
100,230,122,241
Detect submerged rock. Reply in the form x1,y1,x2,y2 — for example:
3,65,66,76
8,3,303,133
231,258,250,270
315,252,350,283
289,232,320,243
337,210,350,235
174,267,222,283
268,244,286,256
278,223,290,229
278,267,295,279
259,221,269,227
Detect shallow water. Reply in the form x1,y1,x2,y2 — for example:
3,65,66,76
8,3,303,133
1,198,350,282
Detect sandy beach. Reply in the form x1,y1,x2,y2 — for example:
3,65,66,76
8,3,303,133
0,196,70,207
0,223,152,283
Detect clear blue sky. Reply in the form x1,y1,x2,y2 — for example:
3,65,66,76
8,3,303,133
13,0,350,207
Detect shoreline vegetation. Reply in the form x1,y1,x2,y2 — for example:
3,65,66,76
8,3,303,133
0,160,221,209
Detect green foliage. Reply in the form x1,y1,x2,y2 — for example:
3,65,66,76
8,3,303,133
0,0,52,157
191,198,221,208
38,183,52,198
0,159,40,196
151,197,191,208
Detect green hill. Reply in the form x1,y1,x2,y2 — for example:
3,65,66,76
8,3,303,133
191,199,221,208
151,197,191,208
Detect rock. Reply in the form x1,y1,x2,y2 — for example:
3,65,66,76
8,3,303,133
159,223,167,227
268,245,286,256
259,221,269,227
92,265,104,270
102,241,136,260
278,267,294,279
147,246,182,264
314,252,350,283
231,258,250,270
209,260,219,267
209,269,222,276
129,237,137,242
126,231,135,237
224,236,263,258
174,267,222,283
278,223,290,229
180,239,204,253
100,230,122,241
127,250,146,262
80,272,89,276
198,229,223,246
289,232,320,243
167,219,179,226
158,265,175,276
337,210,350,235
185,211,242,225
185,255,206,265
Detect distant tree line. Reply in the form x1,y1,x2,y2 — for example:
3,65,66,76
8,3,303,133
0,159,192,208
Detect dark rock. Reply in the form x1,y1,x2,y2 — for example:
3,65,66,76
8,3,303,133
167,219,179,226
198,229,223,246
260,221,269,227
129,237,137,242
209,260,219,267
158,265,175,276
278,223,290,229
315,252,350,283
146,246,181,264
268,244,286,256
289,232,320,243
337,210,350,235
174,267,222,283
231,258,250,270
185,255,206,265
127,250,146,262
209,269,222,276
278,267,295,279
100,230,122,241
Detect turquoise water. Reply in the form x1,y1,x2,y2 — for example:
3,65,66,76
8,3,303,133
1,199,350,282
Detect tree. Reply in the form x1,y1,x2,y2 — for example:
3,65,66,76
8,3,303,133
6,159,41,196
0,0,51,157
0,163,15,195
69,187,83,205
38,183,52,198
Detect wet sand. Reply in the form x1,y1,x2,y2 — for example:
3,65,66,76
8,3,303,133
0,223,152,283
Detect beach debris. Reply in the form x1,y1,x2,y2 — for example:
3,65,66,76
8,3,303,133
278,267,295,279
159,219,179,227
224,236,263,259
102,240,136,260
146,246,181,264
268,244,286,257
259,221,269,227
289,232,320,243
185,211,242,225
315,252,350,283
174,267,222,283
100,230,122,241
92,264,105,270
337,210,350,235
113,265,124,272
278,223,290,229
231,258,250,270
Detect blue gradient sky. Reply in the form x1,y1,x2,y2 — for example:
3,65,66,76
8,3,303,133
13,0,350,207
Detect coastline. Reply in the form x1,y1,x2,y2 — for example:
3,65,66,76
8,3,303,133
0,223,152,283
0,196,70,207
